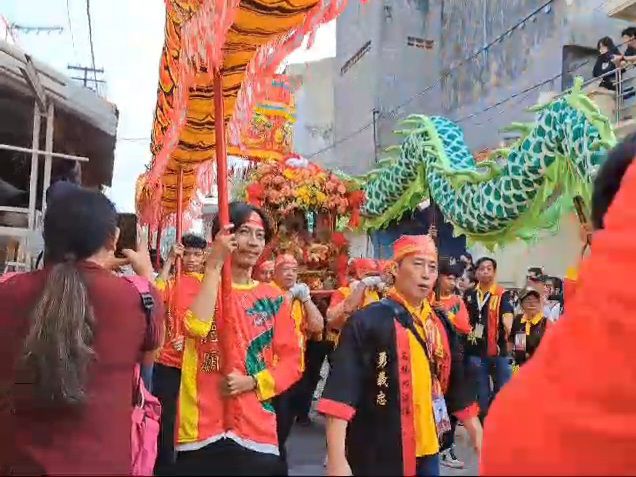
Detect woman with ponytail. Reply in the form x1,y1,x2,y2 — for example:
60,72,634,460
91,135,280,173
0,186,163,475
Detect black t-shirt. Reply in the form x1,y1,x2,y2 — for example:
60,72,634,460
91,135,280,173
509,314,548,366
464,287,515,358
625,46,636,57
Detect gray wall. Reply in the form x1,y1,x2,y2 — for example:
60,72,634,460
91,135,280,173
287,59,337,169
330,0,632,173
331,2,383,175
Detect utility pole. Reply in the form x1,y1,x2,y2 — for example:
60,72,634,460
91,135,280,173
372,109,379,163
67,65,106,93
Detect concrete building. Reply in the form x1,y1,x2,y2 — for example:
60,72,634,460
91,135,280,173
317,0,636,284
287,59,337,169
331,0,631,162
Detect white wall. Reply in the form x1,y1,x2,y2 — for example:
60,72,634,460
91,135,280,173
469,213,582,287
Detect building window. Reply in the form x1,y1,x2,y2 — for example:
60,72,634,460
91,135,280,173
340,41,372,76
561,44,597,91
407,36,434,50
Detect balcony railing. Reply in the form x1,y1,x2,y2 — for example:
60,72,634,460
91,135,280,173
547,63,636,138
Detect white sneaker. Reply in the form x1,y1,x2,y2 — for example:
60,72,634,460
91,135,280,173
440,447,464,469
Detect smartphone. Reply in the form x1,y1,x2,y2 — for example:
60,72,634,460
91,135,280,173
573,196,587,225
116,213,137,258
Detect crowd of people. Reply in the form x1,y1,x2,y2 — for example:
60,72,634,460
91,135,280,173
1,132,635,476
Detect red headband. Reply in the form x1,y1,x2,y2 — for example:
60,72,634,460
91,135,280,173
275,254,298,269
350,258,378,277
256,260,274,271
377,259,395,273
392,235,437,262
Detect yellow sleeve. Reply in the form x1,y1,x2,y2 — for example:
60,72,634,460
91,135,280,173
154,278,169,294
183,310,213,339
254,369,277,401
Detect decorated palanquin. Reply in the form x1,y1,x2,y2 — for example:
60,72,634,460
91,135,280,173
136,0,348,229
227,75,296,163
242,155,363,290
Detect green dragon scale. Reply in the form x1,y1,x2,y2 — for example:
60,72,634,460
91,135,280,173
361,78,617,247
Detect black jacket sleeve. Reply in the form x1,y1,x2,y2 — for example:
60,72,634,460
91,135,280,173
434,307,477,415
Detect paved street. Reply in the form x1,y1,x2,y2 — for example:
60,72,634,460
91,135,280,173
287,416,478,476
287,360,478,476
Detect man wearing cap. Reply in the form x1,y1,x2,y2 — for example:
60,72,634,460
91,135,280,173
464,257,515,422
526,267,561,323
509,287,549,367
325,258,383,345
271,254,323,467
318,235,480,477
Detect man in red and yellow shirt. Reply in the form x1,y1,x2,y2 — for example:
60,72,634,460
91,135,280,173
153,233,207,476
326,258,382,345
175,203,301,476
272,254,323,468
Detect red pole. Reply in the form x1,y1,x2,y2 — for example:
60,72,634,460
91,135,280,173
155,223,163,270
175,167,184,292
213,69,231,299
213,67,232,372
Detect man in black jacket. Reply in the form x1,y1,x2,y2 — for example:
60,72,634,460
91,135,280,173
318,235,481,477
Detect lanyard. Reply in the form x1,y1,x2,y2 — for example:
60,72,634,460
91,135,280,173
477,290,491,313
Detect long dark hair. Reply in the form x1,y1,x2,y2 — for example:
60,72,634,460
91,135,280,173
597,36,620,56
22,187,118,406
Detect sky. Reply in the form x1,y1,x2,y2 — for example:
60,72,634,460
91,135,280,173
2,0,335,212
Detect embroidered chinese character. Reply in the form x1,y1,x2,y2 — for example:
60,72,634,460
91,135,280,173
377,370,388,388
207,323,218,342
201,351,220,373
377,351,388,369
376,391,387,406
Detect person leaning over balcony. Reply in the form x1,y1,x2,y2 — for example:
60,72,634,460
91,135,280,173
594,36,622,91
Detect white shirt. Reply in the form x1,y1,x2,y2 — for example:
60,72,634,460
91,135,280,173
544,301,561,323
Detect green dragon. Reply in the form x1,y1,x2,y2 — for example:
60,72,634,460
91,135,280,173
361,78,617,247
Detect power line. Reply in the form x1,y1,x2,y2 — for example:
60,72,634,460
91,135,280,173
66,0,77,55
85,0,98,87
380,0,557,121
454,74,562,124
307,0,558,159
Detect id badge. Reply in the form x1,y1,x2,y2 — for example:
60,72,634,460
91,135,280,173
514,333,527,352
432,396,451,436
473,323,484,339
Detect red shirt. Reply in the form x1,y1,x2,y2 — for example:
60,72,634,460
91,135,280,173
0,262,163,475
